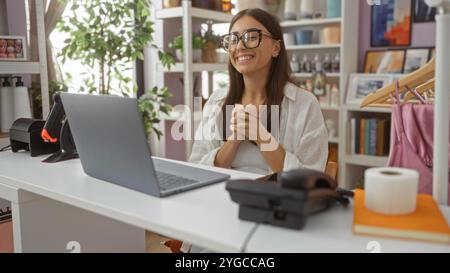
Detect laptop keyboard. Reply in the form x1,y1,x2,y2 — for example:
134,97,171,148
156,171,199,191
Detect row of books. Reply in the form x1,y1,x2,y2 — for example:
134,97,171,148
349,118,390,156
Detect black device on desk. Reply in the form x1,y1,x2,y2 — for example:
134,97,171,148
41,92,78,163
9,118,59,157
226,169,353,230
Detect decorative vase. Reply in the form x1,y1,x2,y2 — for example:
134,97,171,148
326,0,342,18
236,0,286,20
202,41,218,63
299,0,314,19
163,0,180,8
284,0,298,20
177,49,202,62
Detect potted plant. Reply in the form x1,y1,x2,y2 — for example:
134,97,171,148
201,25,221,63
57,0,175,138
168,33,203,62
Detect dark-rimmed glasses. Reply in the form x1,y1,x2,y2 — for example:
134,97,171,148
221,28,276,52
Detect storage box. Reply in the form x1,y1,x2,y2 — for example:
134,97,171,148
321,26,341,44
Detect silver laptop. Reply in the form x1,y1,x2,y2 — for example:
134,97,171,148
60,93,230,197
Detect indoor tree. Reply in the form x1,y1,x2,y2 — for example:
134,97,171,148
57,0,175,138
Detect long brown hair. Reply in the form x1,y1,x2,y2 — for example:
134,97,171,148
221,8,292,140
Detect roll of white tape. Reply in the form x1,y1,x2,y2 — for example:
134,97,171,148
365,168,419,215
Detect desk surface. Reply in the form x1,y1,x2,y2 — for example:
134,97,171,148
0,152,449,253
246,204,450,253
0,152,260,253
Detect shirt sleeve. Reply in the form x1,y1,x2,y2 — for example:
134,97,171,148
188,92,224,166
283,99,329,172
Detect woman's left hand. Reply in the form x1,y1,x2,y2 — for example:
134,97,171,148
232,106,273,146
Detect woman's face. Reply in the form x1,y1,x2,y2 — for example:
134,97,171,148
228,16,280,76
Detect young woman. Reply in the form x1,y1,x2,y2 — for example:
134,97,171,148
189,8,328,175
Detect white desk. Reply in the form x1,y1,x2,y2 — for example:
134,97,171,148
0,152,449,253
0,152,259,253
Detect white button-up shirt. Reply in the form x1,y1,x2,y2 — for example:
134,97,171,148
188,82,329,175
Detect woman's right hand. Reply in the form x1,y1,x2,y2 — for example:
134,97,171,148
229,104,247,143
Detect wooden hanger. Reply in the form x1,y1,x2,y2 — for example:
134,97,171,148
403,79,435,102
360,57,435,108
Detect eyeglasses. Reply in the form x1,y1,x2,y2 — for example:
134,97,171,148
221,28,276,52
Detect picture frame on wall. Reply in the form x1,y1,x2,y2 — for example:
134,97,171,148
413,0,437,23
403,48,431,74
371,0,412,47
0,36,27,61
346,74,394,105
364,49,406,74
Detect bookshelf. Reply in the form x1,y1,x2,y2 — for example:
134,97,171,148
280,0,359,187
340,107,392,189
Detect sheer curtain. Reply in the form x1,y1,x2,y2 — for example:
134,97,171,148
28,0,67,83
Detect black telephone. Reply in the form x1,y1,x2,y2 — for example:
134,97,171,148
226,169,354,230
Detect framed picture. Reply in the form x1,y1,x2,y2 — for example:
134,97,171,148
0,36,27,61
403,48,430,74
346,74,394,105
364,49,406,74
413,0,436,23
371,0,412,47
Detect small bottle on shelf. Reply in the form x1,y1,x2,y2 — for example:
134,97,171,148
323,53,332,73
312,54,326,96
305,79,313,92
0,77,14,133
332,53,340,73
300,54,311,73
312,53,321,74
330,83,339,107
290,54,300,73
319,83,331,107
13,76,32,120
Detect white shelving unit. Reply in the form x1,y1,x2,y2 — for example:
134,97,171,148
146,0,232,159
0,0,49,143
281,0,359,187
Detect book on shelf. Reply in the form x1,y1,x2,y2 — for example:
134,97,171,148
353,189,450,244
349,118,390,156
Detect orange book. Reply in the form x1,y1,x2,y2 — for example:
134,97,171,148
359,119,365,154
353,189,450,244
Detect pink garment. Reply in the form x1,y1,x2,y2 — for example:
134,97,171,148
387,103,450,205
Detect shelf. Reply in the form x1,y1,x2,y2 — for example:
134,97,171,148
286,44,341,51
345,154,389,168
0,62,40,74
321,105,340,111
328,137,339,144
291,72,340,78
343,105,392,113
281,18,342,28
0,133,9,139
156,7,233,23
162,63,228,73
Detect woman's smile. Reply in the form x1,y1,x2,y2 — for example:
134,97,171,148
235,52,256,65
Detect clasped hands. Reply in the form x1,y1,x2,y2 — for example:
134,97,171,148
228,104,274,147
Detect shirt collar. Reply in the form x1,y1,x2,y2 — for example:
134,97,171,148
217,82,297,102
283,82,297,101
